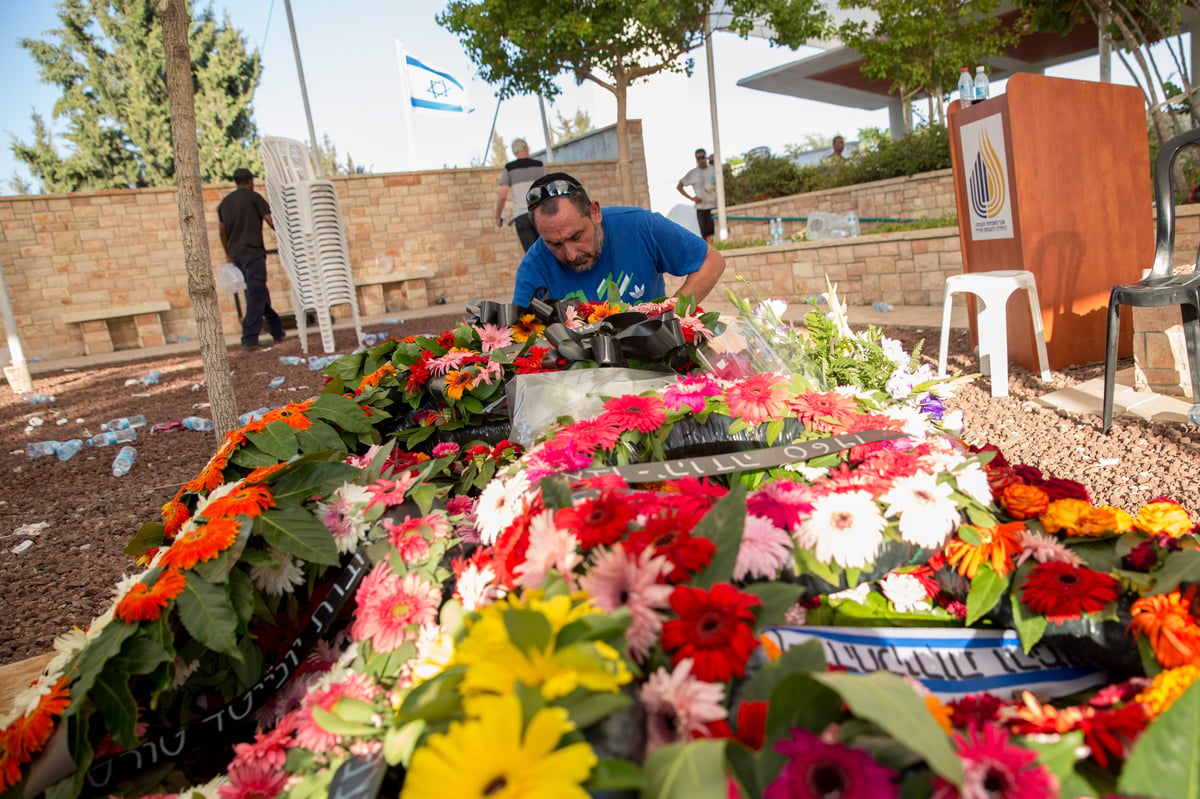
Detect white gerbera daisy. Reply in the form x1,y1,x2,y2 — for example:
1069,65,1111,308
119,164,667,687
881,472,960,549
249,546,306,596
954,462,994,506
474,471,533,545
879,572,933,613
795,490,886,569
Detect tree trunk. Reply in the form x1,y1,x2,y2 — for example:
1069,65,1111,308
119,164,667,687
159,0,239,439
614,80,635,205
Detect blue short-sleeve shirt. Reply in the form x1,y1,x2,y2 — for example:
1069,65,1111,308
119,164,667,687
512,206,708,305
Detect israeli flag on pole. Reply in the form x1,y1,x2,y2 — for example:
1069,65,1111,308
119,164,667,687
402,51,474,115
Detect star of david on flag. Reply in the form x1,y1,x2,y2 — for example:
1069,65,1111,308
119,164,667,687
401,51,474,116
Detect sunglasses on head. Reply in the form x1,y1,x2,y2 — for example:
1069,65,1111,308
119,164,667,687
526,179,582,211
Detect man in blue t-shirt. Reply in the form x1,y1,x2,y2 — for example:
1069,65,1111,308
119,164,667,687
511,172,725,306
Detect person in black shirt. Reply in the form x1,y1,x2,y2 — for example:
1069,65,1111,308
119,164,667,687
218,168,286,351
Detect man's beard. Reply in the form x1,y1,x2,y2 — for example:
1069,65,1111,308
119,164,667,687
562,221,603,273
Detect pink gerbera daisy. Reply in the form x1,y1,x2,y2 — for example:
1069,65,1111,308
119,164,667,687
600,394,668,434
766,726,899,799
366,472,419,510
579,546,672,660
734,514,794,581
725,372,790,426
514,510,582,590
558,416,624,452
789,389,860,432
639,659,727,754
350,563,441,652
933,722,1058,799
292,672,379,753
219,758,290,799
748,480,819,532
663,373,722,413
475,322,513,352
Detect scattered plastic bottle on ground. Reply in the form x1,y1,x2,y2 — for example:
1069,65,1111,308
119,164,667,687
101,415,147,431
238,407,272,426
1187,403,1200,425
973,66,989,102
958,67,973,107
87,428,138,447
56,439,83,461
21,394,55,404
181,416,215,431
151,419,188,434
139,370,161,385
307,354,340,371
278,356,305,366
873,302,894,313
361,331,391,347
111,446,137,477
25,440,61,459
268,376,286,389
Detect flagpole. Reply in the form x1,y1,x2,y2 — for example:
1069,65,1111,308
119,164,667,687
283,0,321,175
395,40,419,170
484,97,502,163
538,95,555,163
704,13,728,242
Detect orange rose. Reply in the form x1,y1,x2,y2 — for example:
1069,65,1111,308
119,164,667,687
1134,501,1195,538
1040,498,1091,534
1000,483,1050,521
1079,505,1134,536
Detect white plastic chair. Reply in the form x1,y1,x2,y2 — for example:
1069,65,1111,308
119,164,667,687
937,270,1051,398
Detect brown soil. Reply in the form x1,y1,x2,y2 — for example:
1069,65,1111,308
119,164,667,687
1,316,1197,665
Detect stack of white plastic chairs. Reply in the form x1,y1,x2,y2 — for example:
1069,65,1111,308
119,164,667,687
260,136,363,354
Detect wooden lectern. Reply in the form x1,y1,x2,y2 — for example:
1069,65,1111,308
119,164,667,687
948,73,1154,370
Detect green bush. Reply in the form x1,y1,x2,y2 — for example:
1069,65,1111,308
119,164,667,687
725,125,953,205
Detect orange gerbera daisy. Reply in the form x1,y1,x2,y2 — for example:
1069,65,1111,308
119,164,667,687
182,452,230,495
585,301,620,323
115,568,188,623
159,516,241,571
0,675,69,786
1128,585,1200,669
161,499,191,539
512,314,546,343
943,521,1024,579
443,369,475,400
357,363,397,391
245,461,289,484
201,483,275,520
260,400,315,431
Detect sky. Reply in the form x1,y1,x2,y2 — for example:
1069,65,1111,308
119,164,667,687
0,0,1150,214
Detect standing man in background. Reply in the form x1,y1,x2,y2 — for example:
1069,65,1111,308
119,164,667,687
218,168,286,352
676,147,717,241
495,138,546,252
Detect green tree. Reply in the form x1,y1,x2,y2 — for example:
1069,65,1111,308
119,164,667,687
12,0,261,193
438,0,828,204
488,132,508,167
837,0,1019,132
551,109,595,144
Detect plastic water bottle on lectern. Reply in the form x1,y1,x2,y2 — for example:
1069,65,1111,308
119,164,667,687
973,66,989,102
958,68,973,107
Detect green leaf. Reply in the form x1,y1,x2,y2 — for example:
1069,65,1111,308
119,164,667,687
124,520,165,558
743,582,805,628
557,690,631,729
270,460,363,503
1010,587,1048,653
107,634,172,677
176,573,242,659
384,719,426,767
537,475,575,511
257,505,341,566
310,392,374,433
1150,550,1200,595
62,621,137,719
1023,731,1086,795
813,671,962,786
504,608,553,652
312,706,382,737
763,672,844,747
691,484,746,588
296,418,352,454
964,565,1008,626
92,671,141,750
230,633,265,690
1118,681,1200,798
230,444,282,468
246,420,301,461
586,759,644,792
641,739,728,799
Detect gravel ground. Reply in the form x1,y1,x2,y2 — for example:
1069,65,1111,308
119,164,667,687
0,313,1197,665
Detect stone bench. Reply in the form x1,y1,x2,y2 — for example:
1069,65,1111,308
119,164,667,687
62,301,171,355
354,268,434,315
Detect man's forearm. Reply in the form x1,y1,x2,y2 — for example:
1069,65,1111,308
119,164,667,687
677,246,726,303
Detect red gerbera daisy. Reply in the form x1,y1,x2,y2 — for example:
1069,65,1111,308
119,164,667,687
704,699,769,751
159,516,242,571
555,491,636,549
660,582,762,682
600,394,668,434
513,345,551,374
202,483,275,521
724,372,789,426
625,509,716,582
1021,561,1120,622
161,499,191,539
766,725,899,799
559,417,624,453
115,568,188,623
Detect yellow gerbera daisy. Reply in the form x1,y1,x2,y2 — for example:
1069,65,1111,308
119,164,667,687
401,694,596,799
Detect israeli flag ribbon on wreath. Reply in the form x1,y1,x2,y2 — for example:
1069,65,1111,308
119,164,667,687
762,626,1107,700
402,51,474,115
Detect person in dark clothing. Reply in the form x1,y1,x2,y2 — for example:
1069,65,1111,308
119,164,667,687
495,138,546,252
218,168,286,351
